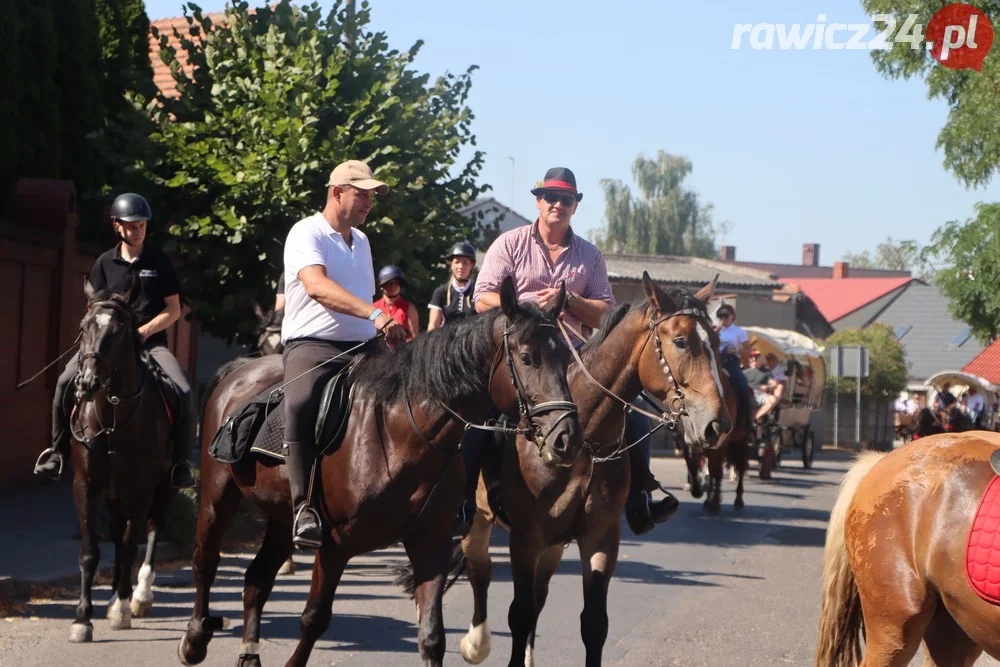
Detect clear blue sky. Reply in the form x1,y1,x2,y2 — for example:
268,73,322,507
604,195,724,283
144,0,1000,264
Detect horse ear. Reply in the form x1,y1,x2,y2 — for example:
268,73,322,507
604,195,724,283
83,278,96,302
543,281,567,320
641,271,677,314
499,275,519,319
694,273,719,302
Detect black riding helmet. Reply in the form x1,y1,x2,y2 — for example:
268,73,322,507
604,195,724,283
110,193,153,222
445,241,476,263
378,265,407,289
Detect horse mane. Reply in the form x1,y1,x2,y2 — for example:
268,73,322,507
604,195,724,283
580,285,710,355
352,306,540,404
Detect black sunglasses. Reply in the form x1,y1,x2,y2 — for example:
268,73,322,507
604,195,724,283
540,191,577,207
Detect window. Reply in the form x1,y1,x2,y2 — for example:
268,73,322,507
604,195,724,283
895,325,912,340
949,327,972,348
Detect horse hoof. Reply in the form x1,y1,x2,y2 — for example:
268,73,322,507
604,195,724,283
459,621,491,664
107,597,132,629
734,497,745,509
178,634,209,666
703,500,721,514
236,654,262,667
69,622,93,643
131,596,153,617
277,557,296,576
690,487,703,499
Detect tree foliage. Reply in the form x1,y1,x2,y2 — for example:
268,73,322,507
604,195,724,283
862,0,1000,188
128,1,486,343
591,151,717,258
824,323,909,397
841,236,930,277
920,203,1000,343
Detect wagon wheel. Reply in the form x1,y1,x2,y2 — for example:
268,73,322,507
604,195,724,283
801,427,815,469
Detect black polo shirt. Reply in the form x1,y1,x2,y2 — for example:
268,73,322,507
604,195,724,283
429,277,476,325
88,243,181,347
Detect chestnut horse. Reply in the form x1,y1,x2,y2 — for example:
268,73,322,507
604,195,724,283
68,280,176,643
816,432,1000,666
398,273,733,667
178,278,583,667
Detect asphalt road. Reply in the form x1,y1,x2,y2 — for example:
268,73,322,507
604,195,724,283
3,450,997,666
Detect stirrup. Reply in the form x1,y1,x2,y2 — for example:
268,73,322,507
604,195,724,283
34,447,64,478
292,504,323,550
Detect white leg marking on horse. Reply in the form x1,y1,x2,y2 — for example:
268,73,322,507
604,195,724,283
460,621,492,664
525,643,534,667
131,564,155,615
107,596,132,629
69,622,93,643
240,642,260,655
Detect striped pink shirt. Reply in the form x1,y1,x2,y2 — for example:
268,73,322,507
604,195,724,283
473,221,615,344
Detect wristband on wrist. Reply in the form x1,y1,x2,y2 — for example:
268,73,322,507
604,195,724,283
369,308,383,322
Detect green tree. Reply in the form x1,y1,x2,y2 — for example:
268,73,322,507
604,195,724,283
135,0,486,343
841,236,931,277
591,151,717,258
862,0,1000,188
824,323,909,398
920,203,1000,343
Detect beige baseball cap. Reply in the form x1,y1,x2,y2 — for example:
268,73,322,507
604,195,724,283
327,160,389,194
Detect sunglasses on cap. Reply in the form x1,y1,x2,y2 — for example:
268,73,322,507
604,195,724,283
540,191,577,207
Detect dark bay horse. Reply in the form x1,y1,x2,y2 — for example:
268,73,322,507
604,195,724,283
683,358,758,511
816,432,1000,666
253,303,283,356
178,278,583,667
68,280,176,642
402,273,733,667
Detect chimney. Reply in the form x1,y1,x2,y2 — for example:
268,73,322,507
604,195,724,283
720,245,736,262
833,261,849,279
802,243,820,267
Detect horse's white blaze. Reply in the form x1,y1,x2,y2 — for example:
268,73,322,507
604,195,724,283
94,312,112,328
698,323,725,401
460,621,492,664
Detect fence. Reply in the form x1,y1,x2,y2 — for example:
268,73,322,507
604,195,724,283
0,179,198,488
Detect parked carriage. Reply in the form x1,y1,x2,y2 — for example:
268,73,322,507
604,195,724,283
744,326,826,469
924,370,998,431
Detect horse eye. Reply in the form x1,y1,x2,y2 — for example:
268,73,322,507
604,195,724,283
519,352,533,366
673,337,688,349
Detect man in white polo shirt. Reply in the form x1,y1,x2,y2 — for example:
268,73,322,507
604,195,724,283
281,159,406,549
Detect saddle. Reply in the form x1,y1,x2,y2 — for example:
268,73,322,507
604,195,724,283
208,367,356,464
964,450,1000,605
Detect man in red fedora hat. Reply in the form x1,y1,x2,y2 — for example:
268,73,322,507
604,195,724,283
465,166,680,536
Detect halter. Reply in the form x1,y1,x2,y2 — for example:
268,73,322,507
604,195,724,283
558,305,712,463
70,299,145,445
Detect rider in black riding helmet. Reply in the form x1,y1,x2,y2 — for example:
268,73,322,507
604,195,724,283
428,241,477,331
33,193,197,489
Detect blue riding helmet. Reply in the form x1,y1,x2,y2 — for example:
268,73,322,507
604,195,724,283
378,265,407,289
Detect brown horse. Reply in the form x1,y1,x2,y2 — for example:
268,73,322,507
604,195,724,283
178,278,583,667
68,280,176,642
400,273,732,667
253,303,284,356
816,432,1000,666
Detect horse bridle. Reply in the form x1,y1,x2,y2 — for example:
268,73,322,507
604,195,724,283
558,306,712,462
70,299,145,445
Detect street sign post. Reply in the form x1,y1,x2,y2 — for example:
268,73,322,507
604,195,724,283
829,346,870,446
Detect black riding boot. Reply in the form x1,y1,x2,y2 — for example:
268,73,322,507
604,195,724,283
285,441,322,549
624,413,679,536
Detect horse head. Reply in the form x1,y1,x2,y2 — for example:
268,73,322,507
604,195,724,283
491,276,582,468
254,302,284,355
637,272,732,449
76,278,140,401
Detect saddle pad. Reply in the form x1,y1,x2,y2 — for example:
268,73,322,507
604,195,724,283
249,403,286,460
966,475,1000,604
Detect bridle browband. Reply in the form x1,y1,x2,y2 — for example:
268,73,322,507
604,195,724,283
70,299,145,445
558,304,715,462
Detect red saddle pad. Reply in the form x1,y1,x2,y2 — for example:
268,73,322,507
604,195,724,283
966,475,1000,604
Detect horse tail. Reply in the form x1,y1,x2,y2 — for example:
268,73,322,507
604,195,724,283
199,355,256,415
815,450,884,667
393,539,467,599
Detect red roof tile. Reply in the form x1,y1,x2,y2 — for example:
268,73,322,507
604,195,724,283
963,339,1000,384
149,12,228,99
780,276,914,323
